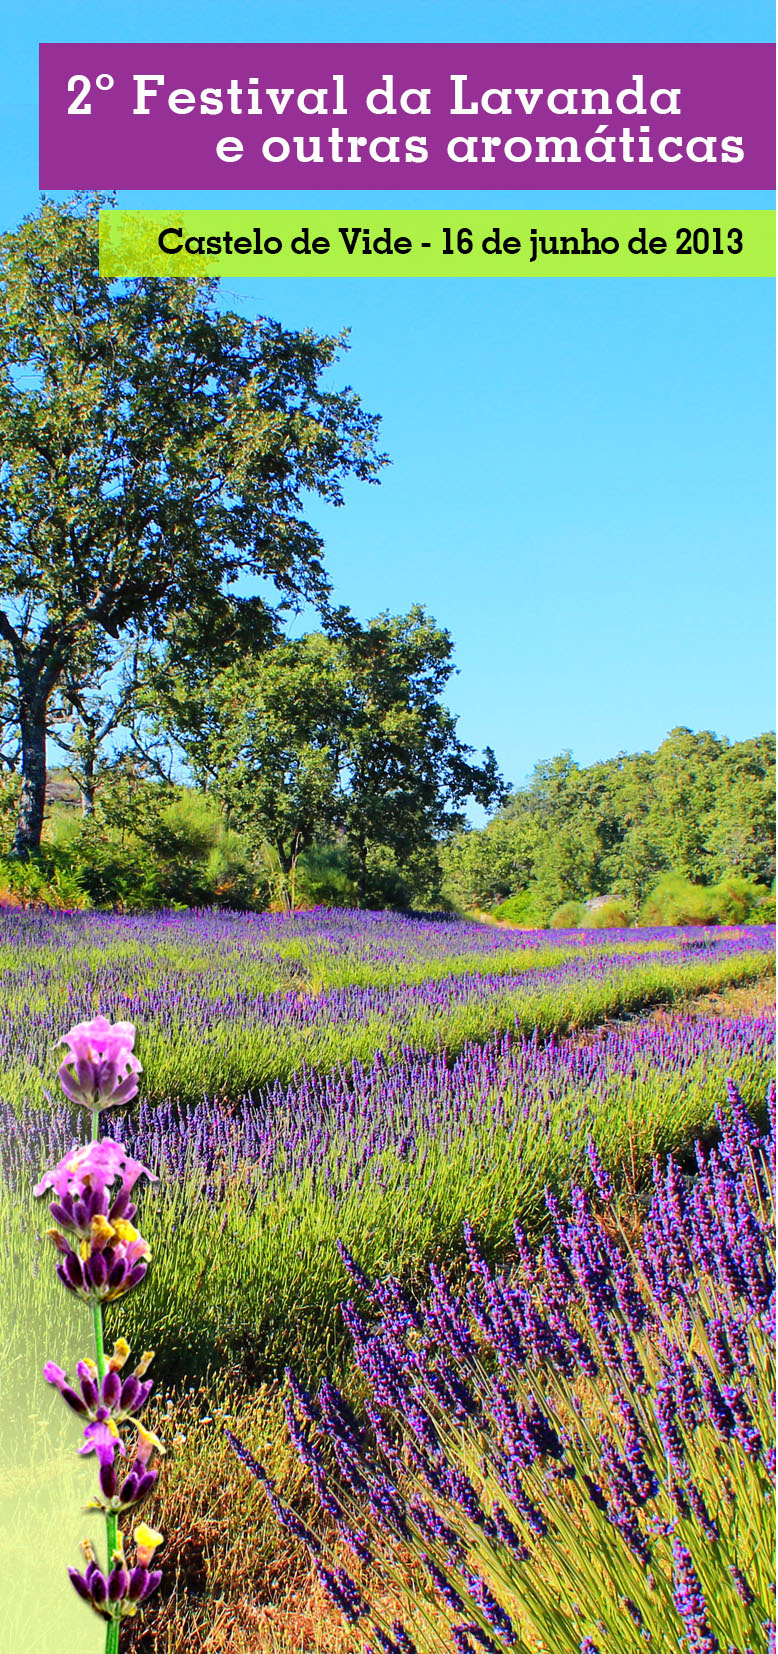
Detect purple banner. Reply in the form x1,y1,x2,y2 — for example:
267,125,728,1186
40,43,774,191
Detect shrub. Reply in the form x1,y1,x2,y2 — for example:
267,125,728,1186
639,874,719,927
0,849,91,910
41,789,261,912
579,899,633,929
297,846,357,909
549,899,585,928
640,873,770,928
492,890,544,926
757,887,776,922
48,829,164,912
709,876,769,925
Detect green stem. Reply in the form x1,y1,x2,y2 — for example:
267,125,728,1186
91,1110,121,1654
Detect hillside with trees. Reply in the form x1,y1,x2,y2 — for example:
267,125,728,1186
441,726,775,925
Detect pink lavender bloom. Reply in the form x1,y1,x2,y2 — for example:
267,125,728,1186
672,1540,719,1654
33,1137,157,1204
57,1015,142,1112
35,1137,157,1306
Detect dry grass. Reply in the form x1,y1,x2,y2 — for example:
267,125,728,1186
657,973,775,1018
121,1378,358,1654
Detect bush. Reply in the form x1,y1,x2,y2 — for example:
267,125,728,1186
53,829,159,910
757,887,776,922
640,872,771,928
37,787,263,912
492,890,545,926
296,845,357,908
709,876,769,924
0,848,91,910
579,899,633,929
549,899,585,928
639,874,719,927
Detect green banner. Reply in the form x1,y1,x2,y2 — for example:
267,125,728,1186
100,209,775,278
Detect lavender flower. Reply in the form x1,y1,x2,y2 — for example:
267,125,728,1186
672,1540,719,1654
35,1017,163,1654
57,1015,142,1112
68,1526,163,1620
34,1137,157,1206
43,1342,154,1422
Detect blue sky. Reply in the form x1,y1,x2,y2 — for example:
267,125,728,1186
1,1,774,802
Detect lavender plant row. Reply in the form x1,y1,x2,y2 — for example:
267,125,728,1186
5,1009,772,1381
0,909,772,1110
230,1081,776,1654
0,904,734,978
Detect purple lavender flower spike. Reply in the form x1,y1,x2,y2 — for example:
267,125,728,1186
672,1540,719,1654
729,1567,755,1608
464,1571,516,1642
424,1555,466,1613
451,1627,501,1654
720,1385,763,1458
336,1240,375,1297
315,1562,370,1624
587,1140,615,1206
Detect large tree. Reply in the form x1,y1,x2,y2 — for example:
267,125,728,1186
156,607,505,909
0,194,385,853
335,607,505,903
183,633,349,910
49,630,142,816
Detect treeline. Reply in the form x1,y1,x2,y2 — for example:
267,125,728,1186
441,727,776,925
0,606,503,913
1,724,774,921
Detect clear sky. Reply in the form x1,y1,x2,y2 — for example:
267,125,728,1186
1,1,775,802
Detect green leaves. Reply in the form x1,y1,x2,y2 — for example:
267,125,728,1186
443,727,776,918
0,194,386,850
157,609,505,909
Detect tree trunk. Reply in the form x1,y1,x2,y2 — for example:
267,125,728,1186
276,841,293,913
13,697,48,855
356,830,368,908
80,747,97,817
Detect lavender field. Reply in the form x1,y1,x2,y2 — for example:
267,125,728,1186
2,909,774,1382
1,908,774,1654
0,908,773,1108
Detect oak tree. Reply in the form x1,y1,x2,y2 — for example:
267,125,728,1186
0,194,385,852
